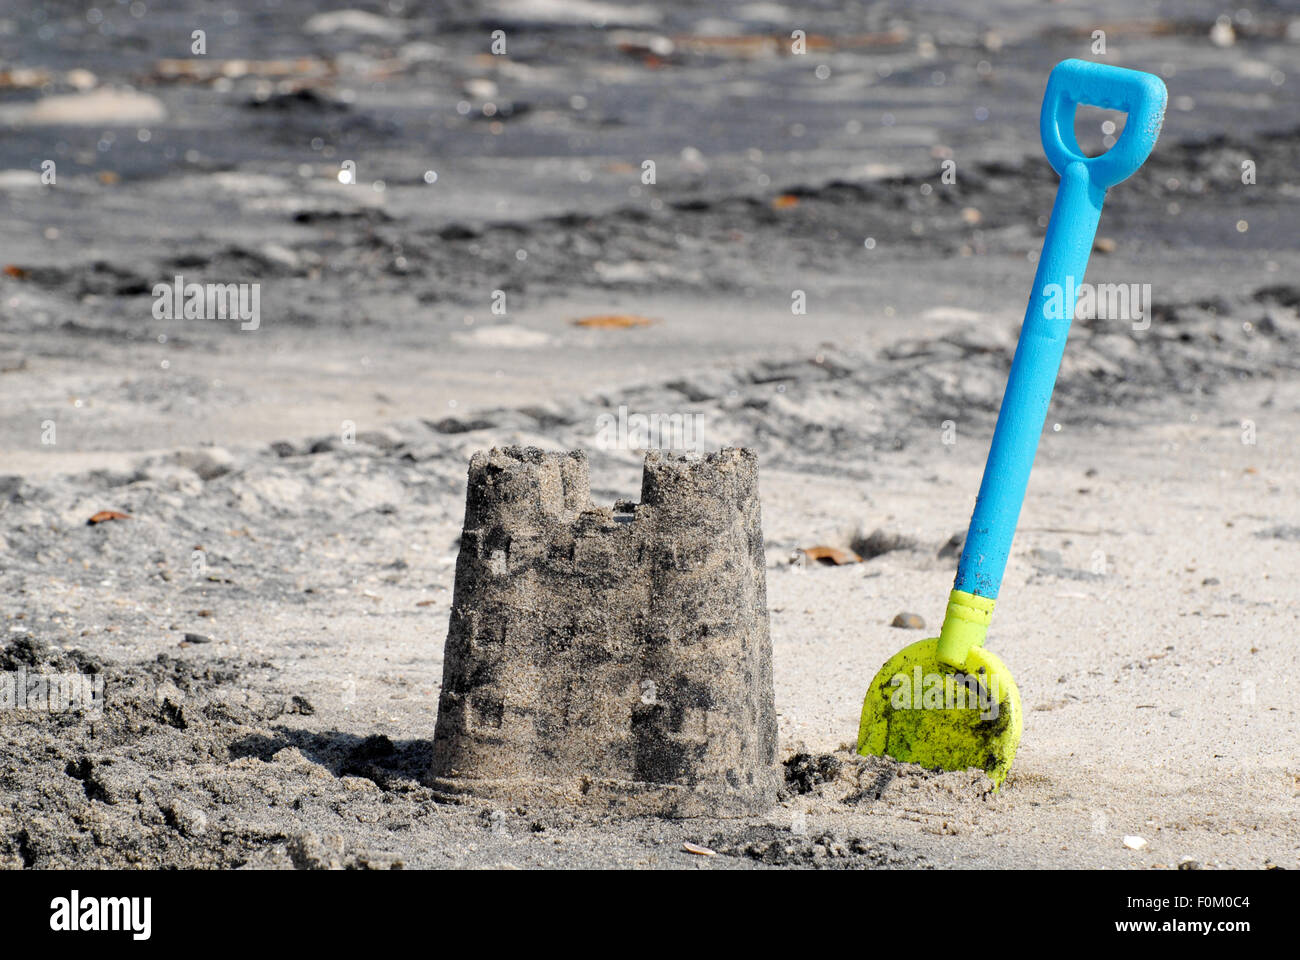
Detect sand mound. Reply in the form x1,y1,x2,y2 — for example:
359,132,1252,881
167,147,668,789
0,637,426,869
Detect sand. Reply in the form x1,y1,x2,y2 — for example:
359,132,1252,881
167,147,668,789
0,0,1297,869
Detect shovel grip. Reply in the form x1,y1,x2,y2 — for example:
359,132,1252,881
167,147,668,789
1040,59,1168,189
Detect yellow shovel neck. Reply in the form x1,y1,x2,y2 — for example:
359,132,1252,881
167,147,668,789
935,589,996,668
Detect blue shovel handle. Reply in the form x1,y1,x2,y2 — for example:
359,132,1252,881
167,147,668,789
953,60,1167,601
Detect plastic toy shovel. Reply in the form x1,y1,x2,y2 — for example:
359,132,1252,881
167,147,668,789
858,60,1167,786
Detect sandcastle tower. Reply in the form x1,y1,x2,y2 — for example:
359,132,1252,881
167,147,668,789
430,446,779,817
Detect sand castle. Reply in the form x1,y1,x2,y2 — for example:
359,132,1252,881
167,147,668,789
430,445,779,817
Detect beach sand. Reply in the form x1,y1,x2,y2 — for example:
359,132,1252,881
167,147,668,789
0,0,1296,868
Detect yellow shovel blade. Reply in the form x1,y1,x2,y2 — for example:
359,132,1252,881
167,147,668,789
857,637,1022,787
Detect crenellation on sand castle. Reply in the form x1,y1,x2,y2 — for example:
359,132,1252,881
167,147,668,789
430,445,779,817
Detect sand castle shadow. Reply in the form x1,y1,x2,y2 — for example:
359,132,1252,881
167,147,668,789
228,728,435,789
